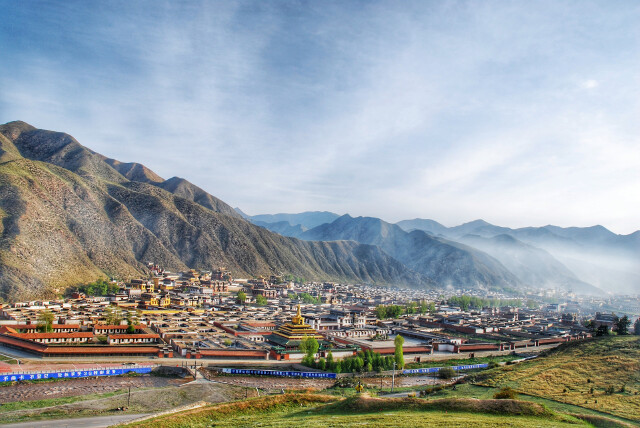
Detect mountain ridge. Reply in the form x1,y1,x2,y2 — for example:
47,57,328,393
0,121,428,300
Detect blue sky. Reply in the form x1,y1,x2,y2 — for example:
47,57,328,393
1,1,638,233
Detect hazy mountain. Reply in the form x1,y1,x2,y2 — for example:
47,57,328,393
458,234,602,295
253,220,307,238
249,211,340,230
234,207,251,219
396,218,448,236
399,218,639,294
301,215,521,291
0,121,427,300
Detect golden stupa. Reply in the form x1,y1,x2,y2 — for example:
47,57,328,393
268,304,324,349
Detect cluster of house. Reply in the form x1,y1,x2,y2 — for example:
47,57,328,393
0,265,602,362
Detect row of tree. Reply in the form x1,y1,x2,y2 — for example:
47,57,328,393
75,278,120,297
300,335,406,372
447,295,536,311
585,315,634,336
374,301,436,319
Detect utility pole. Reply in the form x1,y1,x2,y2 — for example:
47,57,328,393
391,361,397,393
127,386,131,407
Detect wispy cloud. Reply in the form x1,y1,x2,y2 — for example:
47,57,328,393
1,1,638,233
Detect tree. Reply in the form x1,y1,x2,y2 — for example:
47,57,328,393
37,310,54,333
237,291,247,305
104,306,122,325
374,305,387,319
615,315,631,335
634,318,640,335
394,334,405,370
596,325,610,336
255,295,267,306
299,336,319,364
327,351,334,370
318,357,326,371
427,302,436,314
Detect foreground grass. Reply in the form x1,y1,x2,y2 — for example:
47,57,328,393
421,383,636,427
0,388,127,413
470,336,640,422
124,392,588,428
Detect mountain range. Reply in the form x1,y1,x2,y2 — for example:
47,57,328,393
1,121,637,300
0,121,423,300
246,214,639,295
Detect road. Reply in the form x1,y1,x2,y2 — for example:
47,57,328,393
0,413,150,428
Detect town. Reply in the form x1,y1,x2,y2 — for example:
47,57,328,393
2,263,636,366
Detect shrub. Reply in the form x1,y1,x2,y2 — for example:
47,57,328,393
605,385,615,395
333,377,359,388
438,366,456,379
494,387,518,400
487,361,499,369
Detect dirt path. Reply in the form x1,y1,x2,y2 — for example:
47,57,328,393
0,375,187,403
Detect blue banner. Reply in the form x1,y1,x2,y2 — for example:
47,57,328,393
1,366,152,383
403,363,488,375
221,368,336,379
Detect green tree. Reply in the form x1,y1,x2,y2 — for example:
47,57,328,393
255,295,267,306
37,310,54,332
596,325,610,336
318,357,326,371
615,315,631,335
237,291,247,305
394,334,405,369
327,351,334,370
427,302,436,314
299,336,319,364
634,318,640,335
374,305,387,319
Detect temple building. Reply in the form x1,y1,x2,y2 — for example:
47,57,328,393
268,305,324,350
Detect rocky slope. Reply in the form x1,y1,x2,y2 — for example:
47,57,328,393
301,215,522,291
0,121,425,300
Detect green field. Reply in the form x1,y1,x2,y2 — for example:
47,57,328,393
123,393,599,428
469,336,640,422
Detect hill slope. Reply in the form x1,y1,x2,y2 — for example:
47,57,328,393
0,121,426,300
474,336,640,422
301,215,521,291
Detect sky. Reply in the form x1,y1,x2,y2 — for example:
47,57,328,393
1,1,639,234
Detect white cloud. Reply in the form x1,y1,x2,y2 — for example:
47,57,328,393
1,1,639,234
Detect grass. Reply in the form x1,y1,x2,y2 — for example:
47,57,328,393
0,354,18,364
404,354,521,370
470,336,640,422
0,389,126,413
123,392,591,428
420,383,636,426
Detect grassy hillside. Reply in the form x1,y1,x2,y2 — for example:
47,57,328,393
124,393,589,428
472,336,640,422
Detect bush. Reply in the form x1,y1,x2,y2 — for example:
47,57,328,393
605,385,615,395
494,387,518,400
333,377,359,388
487,361,499,369
438,366,456,379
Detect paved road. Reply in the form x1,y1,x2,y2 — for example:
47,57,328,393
0,413,150,428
